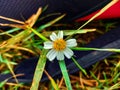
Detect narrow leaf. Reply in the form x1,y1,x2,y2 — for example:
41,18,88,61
72,57,87,75
44,70,60,90
30,49,48,90
59,60,72,90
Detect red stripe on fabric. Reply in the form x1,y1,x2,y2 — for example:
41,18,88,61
76,1,120,22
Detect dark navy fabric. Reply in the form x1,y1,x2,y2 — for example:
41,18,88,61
0,0,117,83
0,0,111,24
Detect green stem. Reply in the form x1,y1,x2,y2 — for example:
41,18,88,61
72,57,87,75
71,47,120,52
58,60,72,90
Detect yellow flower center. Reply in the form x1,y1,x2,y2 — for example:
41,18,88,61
53,38,66,51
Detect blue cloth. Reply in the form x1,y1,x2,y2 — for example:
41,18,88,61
0,0,111,24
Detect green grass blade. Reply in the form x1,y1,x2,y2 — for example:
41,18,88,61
0,54,18,83
44,70,60,90
28,27,49,41
37,14,65,31
72,47,120,53
4,29,31,46
112,73,120,84
90,71,101,84
0,28,21,35
24,15,65,41
103,72,109,86
0,80,7,88
41,29,96,37
30,49,48,90
49,77,60,90
108,82,120,90
71,57,87,75
58,60,72,90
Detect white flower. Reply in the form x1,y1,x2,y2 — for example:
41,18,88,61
44,31,77,61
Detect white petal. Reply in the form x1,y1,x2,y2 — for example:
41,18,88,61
44,41,53,49
63,48,74,59
58,31,63,39
66,39,77,47
50,32,57,41
56,51,64,60
46,49,57,61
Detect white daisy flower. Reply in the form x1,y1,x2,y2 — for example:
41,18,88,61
44,31,77,61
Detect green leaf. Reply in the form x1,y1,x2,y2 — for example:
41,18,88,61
30,49,48,90
59,60,72,90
